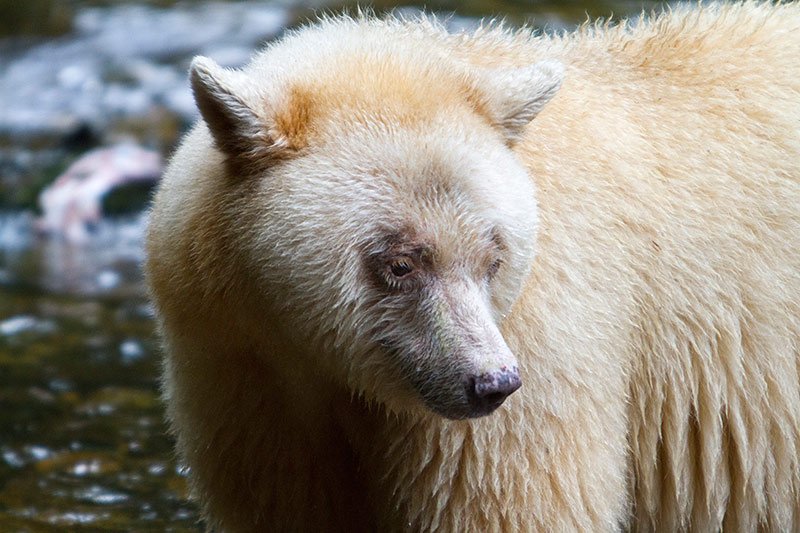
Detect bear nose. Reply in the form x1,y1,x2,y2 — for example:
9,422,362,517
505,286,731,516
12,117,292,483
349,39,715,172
467,368,522,414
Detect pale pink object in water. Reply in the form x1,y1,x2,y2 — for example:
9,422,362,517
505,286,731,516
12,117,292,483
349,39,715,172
38,144,162,243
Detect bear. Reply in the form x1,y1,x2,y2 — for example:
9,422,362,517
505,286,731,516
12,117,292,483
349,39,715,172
145,2,800,531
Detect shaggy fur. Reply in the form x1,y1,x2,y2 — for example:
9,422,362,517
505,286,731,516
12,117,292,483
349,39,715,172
146,3,800,531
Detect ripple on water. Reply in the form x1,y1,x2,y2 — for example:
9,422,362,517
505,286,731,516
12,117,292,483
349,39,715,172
1,210,149,297
0,315,56,337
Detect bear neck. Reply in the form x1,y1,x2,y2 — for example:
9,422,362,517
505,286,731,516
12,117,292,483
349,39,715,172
169,316,379,531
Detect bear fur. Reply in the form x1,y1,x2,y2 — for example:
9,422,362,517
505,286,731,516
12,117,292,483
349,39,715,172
145,2,800,531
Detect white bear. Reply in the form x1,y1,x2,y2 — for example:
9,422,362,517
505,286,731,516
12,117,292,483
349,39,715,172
146,3,800,531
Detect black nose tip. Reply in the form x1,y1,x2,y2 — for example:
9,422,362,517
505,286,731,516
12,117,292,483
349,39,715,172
467,368,522,414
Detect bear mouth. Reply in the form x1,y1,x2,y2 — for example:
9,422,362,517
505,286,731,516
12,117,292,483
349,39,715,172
419,385,510,420
406,365,519,420
377,338,521,419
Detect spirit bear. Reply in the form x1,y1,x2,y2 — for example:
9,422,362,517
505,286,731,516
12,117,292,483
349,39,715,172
146,2,800,531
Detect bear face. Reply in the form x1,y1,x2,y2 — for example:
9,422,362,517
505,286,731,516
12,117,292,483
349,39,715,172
188,45,562,419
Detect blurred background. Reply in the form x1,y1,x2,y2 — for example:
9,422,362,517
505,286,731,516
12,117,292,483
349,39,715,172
0,0,664,530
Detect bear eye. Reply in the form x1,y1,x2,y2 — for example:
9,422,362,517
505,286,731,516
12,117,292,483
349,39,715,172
389,258,414,278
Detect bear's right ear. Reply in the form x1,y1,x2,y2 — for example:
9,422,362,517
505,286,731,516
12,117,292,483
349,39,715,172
190,56,276,162
480,60,564,145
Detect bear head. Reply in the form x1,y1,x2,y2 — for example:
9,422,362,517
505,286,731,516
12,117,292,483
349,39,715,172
187,24,563,419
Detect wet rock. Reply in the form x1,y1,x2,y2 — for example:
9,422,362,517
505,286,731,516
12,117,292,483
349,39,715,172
119,340,145,364
2,448,25,469
0,2,290,144
96,270,122,290
37,144,162,243
0,315,56,337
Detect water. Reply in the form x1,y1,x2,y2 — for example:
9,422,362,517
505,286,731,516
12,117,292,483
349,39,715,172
0,0,663,529
0,212,201,530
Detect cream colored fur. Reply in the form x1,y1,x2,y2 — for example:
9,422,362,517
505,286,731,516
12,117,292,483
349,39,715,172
146,3,800,531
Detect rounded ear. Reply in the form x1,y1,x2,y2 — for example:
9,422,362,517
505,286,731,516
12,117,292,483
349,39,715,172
190,56,263,157
482,59,564,144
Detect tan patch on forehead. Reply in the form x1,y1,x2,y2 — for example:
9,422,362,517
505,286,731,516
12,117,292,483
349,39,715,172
460,84,493,129
272,85,317,149
268,55,493,143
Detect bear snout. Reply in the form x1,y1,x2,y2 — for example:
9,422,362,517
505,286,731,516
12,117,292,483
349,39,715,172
465,367,522,417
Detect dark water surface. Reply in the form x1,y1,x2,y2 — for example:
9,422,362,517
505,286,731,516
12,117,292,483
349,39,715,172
0,0,662,529
0,214,200,531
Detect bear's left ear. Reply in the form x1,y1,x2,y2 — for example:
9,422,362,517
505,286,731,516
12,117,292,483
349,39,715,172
481,60,564,144
190,56,282,164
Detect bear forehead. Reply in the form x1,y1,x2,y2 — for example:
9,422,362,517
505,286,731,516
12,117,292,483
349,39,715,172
263,54,491,147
